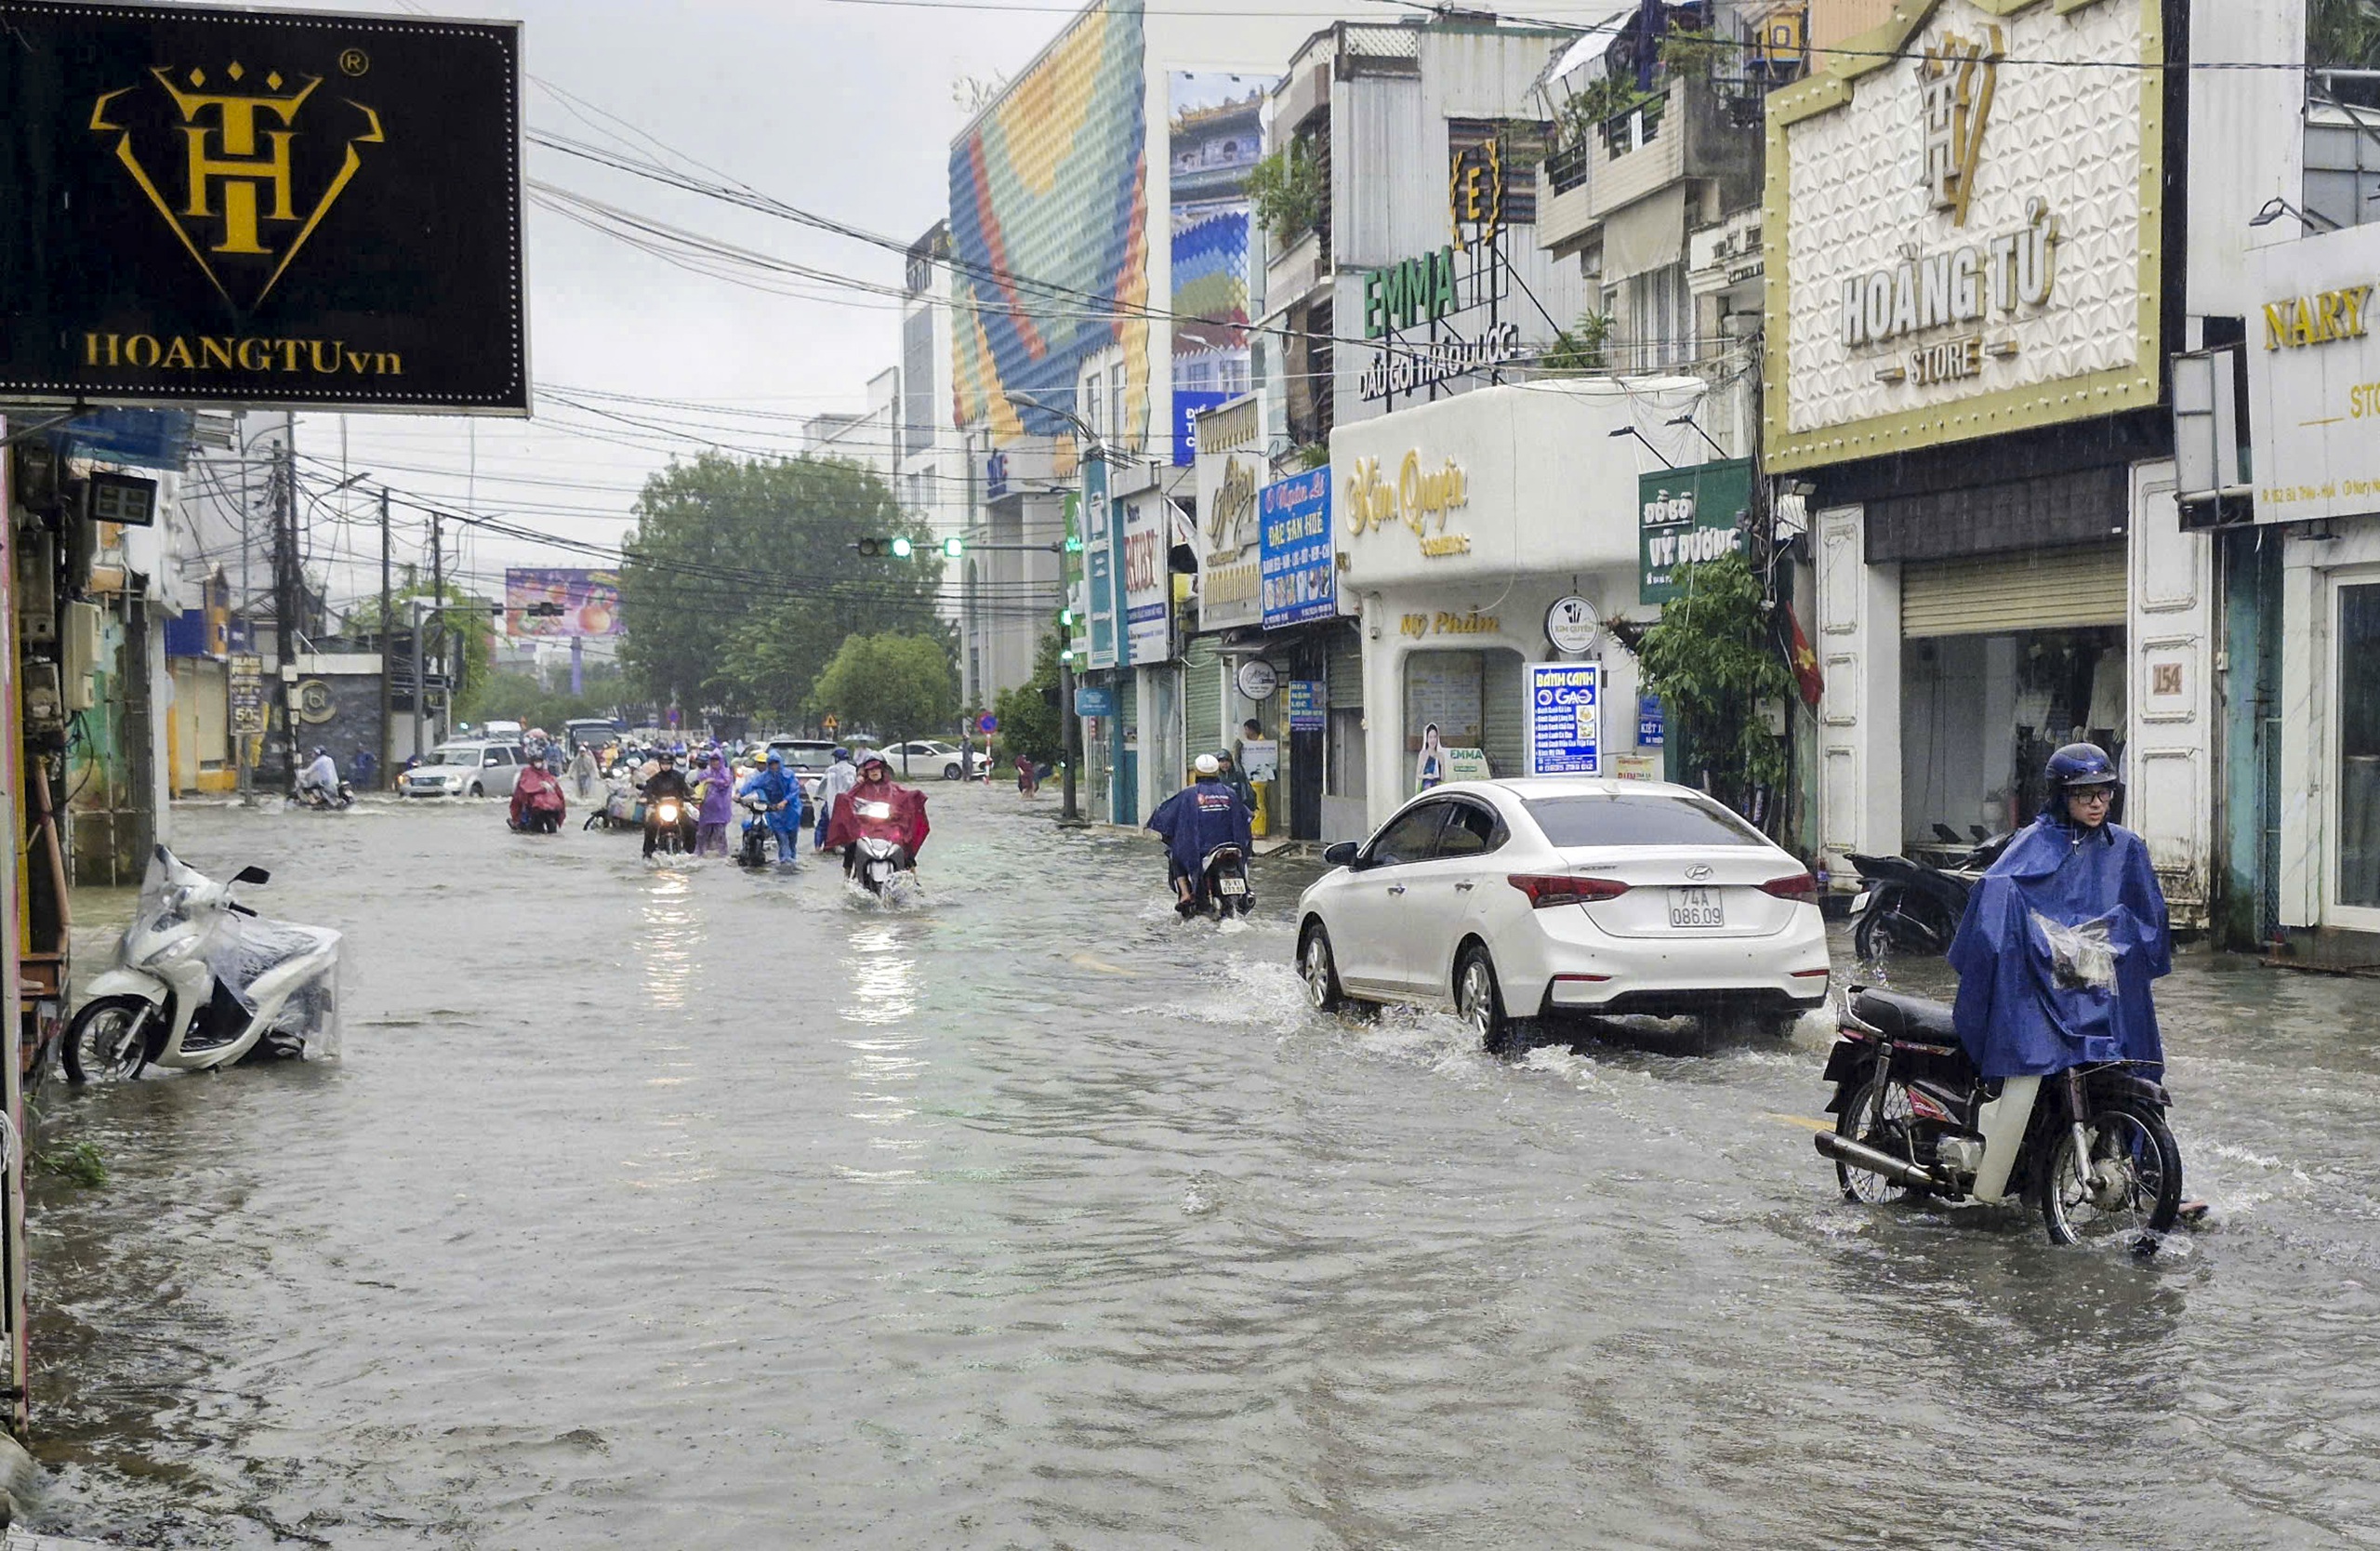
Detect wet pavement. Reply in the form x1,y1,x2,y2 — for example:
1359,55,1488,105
25,789,2380,1547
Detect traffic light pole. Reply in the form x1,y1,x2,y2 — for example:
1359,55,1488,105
1059,654,1080,823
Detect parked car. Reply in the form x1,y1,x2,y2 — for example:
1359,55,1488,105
882,739,988,780
1294,777,1831,1050
402,742,529,799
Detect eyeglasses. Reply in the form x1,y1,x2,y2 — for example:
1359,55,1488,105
2069,789,2114,804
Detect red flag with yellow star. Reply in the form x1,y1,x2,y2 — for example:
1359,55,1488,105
1787,603,1824,708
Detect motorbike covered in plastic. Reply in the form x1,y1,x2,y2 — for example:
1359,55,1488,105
1946,813,2170,1080
132,847,343,1056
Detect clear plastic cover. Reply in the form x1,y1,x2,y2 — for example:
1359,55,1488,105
2032,909,2119,992
126,844,207,957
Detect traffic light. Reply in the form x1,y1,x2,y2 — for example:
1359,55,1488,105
1058,605,1077,629
941,537,965,559
1063,534,1084,553
892,536,914,559
1060,643,1076,665
853,536,917,559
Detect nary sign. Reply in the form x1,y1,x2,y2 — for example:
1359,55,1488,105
1764,0,2162,471
2246,220,2380,526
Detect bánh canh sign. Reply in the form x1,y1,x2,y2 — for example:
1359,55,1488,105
0,0,527,412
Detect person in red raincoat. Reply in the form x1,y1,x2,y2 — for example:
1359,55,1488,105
509,762,568,832
823,751,930,878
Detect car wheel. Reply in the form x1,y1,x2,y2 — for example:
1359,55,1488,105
1457,945,1525,1055
469,783,484,798
1301,922,1344,1013
944,763,961,780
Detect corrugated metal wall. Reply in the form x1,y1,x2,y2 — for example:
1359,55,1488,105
1483,649,1525,777
1183,639,1222,756
1327,629,1364,708
1900,545,2128,638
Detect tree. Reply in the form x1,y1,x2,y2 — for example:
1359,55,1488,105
808,632,959,757
992,629,1064,765
1634,552,1792,821
1245,142,1326,249
615,453,946,724
344,576,496,719
1538,312,1614,374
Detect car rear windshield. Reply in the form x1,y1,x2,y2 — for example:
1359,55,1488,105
1522,792,1767,848
773,746,837,768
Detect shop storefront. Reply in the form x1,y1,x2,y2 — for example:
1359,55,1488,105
1768,0,2213,919
2245,219,2380,943
1330,379,1710,832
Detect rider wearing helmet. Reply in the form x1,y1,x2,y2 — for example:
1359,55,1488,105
298,745,339,802
824,750,931,877
1947,742,2171,1082
1146,753,1253,918
735,749,804,866
813,747,859,852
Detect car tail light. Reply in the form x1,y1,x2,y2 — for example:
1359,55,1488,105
1759,872,1820,904
1507,873,1630,908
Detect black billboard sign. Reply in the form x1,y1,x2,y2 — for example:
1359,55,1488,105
0,1,527,413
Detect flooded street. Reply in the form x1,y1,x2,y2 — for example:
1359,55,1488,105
27,790,2380,1547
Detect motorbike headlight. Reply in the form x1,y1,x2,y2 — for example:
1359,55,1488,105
856,801,892,820
656,801,681,823
139,934,201,970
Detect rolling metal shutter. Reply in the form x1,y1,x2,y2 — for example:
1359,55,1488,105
1327,628,1364,709
1183,639,1222,755
1899,543,2127,639
1482,650,1526,778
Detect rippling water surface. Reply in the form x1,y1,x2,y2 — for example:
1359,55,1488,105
28,791,2380,1546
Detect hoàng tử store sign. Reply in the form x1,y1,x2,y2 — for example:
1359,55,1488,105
0,0,527,412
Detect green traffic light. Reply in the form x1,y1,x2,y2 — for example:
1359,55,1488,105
1060,646,1076,664
1058,606,1076,628
1063,536,1084,553
942,537,966,559
891,536,914,559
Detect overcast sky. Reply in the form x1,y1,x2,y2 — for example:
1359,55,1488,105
263,0,1370,615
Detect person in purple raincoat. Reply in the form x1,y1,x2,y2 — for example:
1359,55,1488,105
694,753,735,857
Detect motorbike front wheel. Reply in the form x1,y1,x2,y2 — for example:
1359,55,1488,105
62,995,154,1083
2040,1098,2182,1250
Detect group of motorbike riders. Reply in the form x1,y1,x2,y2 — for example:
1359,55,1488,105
625,745,929,881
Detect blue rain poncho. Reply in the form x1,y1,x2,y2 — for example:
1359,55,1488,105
1947,810,2171,1080
1146,779,1252,877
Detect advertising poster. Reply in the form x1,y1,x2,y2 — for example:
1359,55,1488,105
1259,467,1334,628
0,0,527,411
1286,680,1325,733
504,568,624,638
1168,71,1260,465
1527,661,1601,776
1639,459,1753,605
1122,491,1170,666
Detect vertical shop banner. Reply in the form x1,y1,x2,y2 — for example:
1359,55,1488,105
1260,467,1334,628
1168,71,1259,466
1083,457,1118,669
1637,694,1665,747
1638,459,1754,605
1527,662,1602,776
1122,492,1170,666
0,0,527,411
1286,680,1325,733
1193,397,1263,630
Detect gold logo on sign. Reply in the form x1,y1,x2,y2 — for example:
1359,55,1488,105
90,63,385,308
1917,26,2001,227
1449,138,1503,255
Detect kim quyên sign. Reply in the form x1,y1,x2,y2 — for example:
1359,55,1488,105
0,1,527,413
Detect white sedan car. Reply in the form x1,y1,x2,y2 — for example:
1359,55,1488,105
1295,777,1831,1049
882,739,989,780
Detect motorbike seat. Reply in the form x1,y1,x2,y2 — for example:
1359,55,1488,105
1851,988,1960,1045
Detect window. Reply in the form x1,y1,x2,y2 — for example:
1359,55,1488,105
1367,802,1448,866
1622,262,1693,369
1522,792,1767,848
1435,801,1502,857
1082,369,1106,444
1110,362,1130,453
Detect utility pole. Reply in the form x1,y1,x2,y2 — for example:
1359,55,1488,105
378,488,392,787
273,437,297,792
1060,654,1080,821
410,599,425,767
429,511,443,744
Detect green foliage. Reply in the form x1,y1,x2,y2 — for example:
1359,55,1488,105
1292,442,1329,471
1635,552,1792,816
456,665,629,731
808,631,959,747
1560,73,1655,148
1539,312,1614,374
992,630,1064,765
1246,143,1327,249
616,453,946,725
33,1140,107,1187
1656,26,1727,79
2313,0,2380,100
346,577,495,712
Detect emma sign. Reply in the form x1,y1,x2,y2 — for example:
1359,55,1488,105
0,0,527,412
1764,0,2162,471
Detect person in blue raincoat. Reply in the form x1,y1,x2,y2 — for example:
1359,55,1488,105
1146,754,1253,918
1948,743,2171,1080
737,750,804,866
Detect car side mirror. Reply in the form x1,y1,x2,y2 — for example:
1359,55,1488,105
231,865,271,885
1323,842,1360,868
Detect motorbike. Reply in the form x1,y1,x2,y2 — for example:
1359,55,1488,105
63,845,341,1081
1844,830,2011,961
644,793,694,857
510,800,564,834
1185,843,1254,920
291,780,354,811
843,797,914,895
1813,985,2183,1249
734,793,780,868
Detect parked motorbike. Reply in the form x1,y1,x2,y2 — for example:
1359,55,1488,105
63,846,341,1081
1813,985,2182,1249
1844,830,2012,961
645,795,694,857
290,780,354,811
1185,843,1254,920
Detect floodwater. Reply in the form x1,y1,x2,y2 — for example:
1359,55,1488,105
26,789,2380,1547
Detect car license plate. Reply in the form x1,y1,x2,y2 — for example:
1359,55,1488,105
1668,886,1724,928
1219,876,1248,895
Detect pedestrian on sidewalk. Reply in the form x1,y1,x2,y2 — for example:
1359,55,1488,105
694,754,734,856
